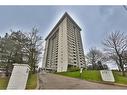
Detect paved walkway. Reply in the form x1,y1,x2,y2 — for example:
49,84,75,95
39,72,127,89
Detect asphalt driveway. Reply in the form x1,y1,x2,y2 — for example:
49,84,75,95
38,72,127,89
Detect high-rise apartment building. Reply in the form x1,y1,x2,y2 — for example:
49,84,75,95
43,12,85,72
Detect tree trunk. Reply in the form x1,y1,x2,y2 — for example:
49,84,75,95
119,56,125,76
115,60,121,71
5,65,9,76
122,69,125,76
120,63,125,76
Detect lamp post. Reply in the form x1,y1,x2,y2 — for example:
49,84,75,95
80,67,83,79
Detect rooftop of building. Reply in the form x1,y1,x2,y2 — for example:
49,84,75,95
45,12,81,40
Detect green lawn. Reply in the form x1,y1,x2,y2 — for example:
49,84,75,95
0,73,37,90
113,71,127,84
56,70,127,85
26,73,37,89
0,77,9,89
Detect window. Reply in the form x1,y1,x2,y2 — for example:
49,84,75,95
73,52,76,54
73,55,76,57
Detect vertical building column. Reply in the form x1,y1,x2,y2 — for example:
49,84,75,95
62,17,68,71
42,40,49,69
57,17,68,72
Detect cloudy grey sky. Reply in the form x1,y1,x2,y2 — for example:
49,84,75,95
0,6,127,54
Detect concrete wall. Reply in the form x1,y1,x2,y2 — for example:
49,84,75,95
7,64,30,89
57,17,68,72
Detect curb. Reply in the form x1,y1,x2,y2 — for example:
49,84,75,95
84,80,127,87
113,83,127,87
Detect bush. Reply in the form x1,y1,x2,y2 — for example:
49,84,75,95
67,65,80,72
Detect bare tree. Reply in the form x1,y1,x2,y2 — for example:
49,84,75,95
24,27,43,73
103,31,127,76
86,48,103,69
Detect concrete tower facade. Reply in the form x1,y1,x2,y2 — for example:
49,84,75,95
43,12,85,72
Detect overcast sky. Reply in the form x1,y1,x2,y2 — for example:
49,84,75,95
0,6,127,53
0,6,127,67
